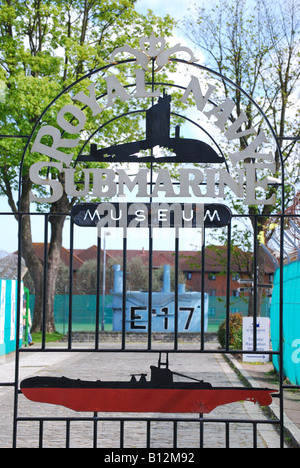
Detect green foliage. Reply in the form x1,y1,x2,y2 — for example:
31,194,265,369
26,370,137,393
184,0,300,210
0,0,176,201
218,313,243,350
74,257,186,295
31,331,64,342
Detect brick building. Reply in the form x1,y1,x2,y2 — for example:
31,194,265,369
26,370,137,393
73,244,275,298
27,243,275,297
27,243,275,329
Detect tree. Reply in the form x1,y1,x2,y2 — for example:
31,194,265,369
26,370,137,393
74,256,186,294
184,0,300,315
0,0,175,332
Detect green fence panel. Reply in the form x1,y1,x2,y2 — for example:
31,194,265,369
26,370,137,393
208,295,270,332
28,293,271,336
29,295,113,333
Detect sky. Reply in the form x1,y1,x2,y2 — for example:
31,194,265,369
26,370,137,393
135,0,197,50
136,0,193,22
0,0,207,255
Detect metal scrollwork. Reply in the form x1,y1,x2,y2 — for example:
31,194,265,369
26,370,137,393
109,32,198,72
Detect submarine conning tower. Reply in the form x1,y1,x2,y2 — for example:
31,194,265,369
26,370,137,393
150,365,173,386
146,93,171,148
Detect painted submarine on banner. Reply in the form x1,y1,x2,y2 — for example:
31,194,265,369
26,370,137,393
20,353,278,414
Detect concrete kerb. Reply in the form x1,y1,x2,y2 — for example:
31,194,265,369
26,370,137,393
225,353,300,448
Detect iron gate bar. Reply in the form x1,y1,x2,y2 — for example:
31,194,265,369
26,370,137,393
95,235,101,348
0,135,30,139
68,219,74,350
201,229,206,351
148,120,154,351
122,234,127,350
42,215,49,350
148,225,153,350
93,411,98,448
18,348,281,355
174,234,179,350
284,385,300,390
226,223,231,352
253,217,258,351
279,214,285,448
15,415,282,424
13,213,23,448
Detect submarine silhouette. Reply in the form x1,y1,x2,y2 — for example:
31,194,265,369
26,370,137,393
20,354,277,414
77,94,224,164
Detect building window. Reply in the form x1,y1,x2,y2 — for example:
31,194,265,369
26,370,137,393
209,289,216,297
185,272,193,280
232,290,240,297
208,273,216,281
232,273,240,282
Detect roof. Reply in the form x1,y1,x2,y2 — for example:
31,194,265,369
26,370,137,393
74,245,98,263
0,250,27,280
77,245,276,274
15,244,275,275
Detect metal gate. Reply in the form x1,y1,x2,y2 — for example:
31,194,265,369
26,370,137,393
0,34,299,449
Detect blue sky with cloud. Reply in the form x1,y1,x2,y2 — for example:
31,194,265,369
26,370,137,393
136,0,196,48
136,0,195,22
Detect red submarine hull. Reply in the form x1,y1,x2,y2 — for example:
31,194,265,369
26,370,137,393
21,384,276,414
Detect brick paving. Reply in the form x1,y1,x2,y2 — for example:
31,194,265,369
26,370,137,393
0,343,282,448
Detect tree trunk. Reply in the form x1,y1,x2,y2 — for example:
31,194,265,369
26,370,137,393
23,218,44,332
45,189,70,333
18,176,44,332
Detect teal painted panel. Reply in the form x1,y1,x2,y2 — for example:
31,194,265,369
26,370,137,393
0,279,23,357
270,262,300,384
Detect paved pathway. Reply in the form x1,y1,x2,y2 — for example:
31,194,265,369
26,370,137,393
0,345,282,448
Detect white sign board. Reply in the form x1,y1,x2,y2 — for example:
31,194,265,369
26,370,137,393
0,281,6,345
243,317,270,363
